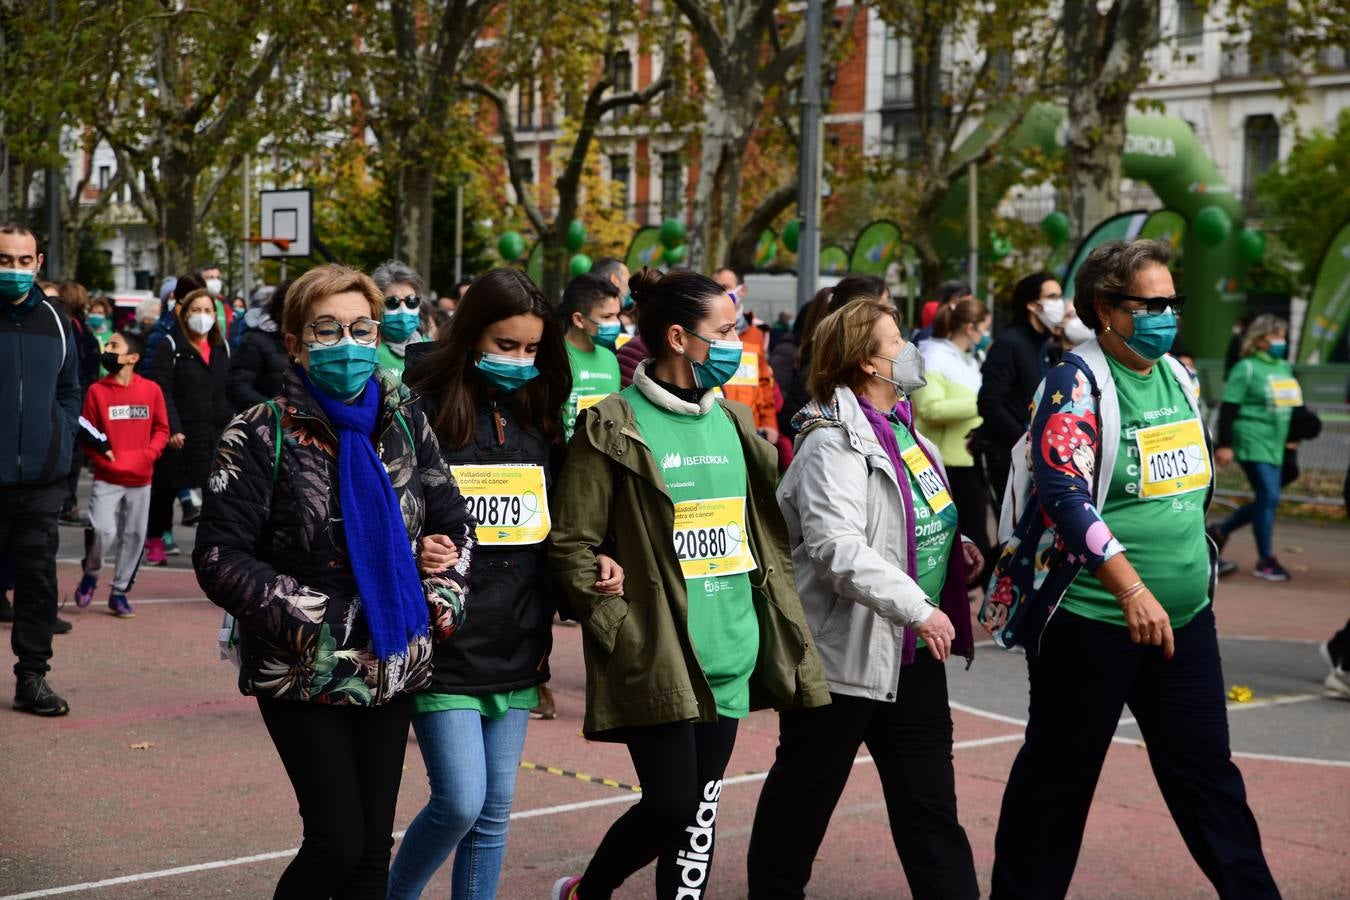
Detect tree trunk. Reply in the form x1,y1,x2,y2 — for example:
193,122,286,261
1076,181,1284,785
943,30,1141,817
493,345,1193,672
688,93,757,272
727,181,797,270
159,157,199,278
1065,104,1126,245
393,162,436,284
911,183,949,301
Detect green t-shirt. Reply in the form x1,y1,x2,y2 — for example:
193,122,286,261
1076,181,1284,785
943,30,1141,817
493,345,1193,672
377,336,422,377
1221,352,1298,465
412,685,540,719
626,385,759,718
889,419,959,646
1062,355,1210,629
564,341,622,441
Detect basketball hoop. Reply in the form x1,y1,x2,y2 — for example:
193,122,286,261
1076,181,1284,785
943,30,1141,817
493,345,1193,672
244,236,292,251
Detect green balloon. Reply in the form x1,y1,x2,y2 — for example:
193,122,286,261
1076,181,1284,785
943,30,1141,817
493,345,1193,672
1194,205,1232,248
782,219,801,254
1041,211,1070,246
569,253,593,276
990,234,1013,260
659,218,686,249
662,244,686,265
1237,227,1266,264
497,231,525,261
565,220,586,253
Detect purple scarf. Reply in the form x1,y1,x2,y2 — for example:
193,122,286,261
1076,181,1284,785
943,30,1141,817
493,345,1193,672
856,394,974,665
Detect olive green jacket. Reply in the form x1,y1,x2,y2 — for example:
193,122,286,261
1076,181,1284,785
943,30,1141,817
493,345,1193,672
549,370,831,737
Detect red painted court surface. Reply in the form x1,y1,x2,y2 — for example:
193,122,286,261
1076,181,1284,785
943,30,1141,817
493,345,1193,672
2,517,1347,898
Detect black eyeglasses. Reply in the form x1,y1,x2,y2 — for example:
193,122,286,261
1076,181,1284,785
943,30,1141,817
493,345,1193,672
384,295,421,311
1105,292,1186,317
305,316,381,346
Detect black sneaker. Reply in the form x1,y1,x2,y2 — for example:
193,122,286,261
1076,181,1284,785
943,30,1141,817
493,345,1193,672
1254,558,1291,582
181,499,201,526
1217,557,1239,577
53,616,73,635
1206,523,1229,553
13,673,70,716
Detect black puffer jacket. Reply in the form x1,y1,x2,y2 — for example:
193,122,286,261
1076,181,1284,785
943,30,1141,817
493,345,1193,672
150,329,236,489
193,366,476,706
227,324,288,411
975,319,1053,454
407,347,560,696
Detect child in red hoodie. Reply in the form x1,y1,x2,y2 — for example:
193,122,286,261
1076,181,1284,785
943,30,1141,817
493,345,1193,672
74,331,170,617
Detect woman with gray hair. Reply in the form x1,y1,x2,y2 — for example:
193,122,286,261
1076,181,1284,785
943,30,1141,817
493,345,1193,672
372,259,427,375
981,239,1278,898
1208,313,1302,581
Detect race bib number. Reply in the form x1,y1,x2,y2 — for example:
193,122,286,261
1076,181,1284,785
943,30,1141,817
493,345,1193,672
615,333,633,349
1268,377,1303,408
1135,419,1210,499
576,393,607,412
726,351,759,388
449,464,551,545
900,445,953,514
671,496,756,579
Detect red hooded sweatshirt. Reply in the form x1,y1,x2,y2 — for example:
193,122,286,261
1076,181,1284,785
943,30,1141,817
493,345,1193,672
79,373,171,487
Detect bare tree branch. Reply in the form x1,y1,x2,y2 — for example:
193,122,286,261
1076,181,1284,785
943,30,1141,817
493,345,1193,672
460,79,548,235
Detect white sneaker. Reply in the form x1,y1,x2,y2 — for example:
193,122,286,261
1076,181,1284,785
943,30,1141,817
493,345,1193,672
551,876,582,900
1326,669,1350,700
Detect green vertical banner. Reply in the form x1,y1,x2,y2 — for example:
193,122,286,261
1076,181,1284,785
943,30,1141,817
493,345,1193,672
820,245,850,275
625,226,665,272
755,229,778,268
1064,211,1151,298
1140,209,1187,252
1298,220,1350,364
850,221,903,276
526,241,543,287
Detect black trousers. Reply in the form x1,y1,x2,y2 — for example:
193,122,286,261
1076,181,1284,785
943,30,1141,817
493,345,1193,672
580,717,739,900
147,471,176,537
976,446,1012,513
747,655,978,900
991,606,1278,899
946,465,993,586
0,484,64,678
258,695,414,900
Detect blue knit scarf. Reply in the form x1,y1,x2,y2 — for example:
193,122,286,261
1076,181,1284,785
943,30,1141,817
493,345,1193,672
301,371,428,662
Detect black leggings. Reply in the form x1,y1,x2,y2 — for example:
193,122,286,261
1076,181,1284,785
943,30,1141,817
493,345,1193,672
258,695,413,900
580,717,739,900
946,465,993,586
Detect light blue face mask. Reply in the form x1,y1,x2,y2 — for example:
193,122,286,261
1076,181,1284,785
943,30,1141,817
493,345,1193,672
686,332,743,389
381,309,419,343
0,267,37,302
974,332,991,354
1124,308,1178,363
587,317,622,349
1267,340,1287,360
476,352,539,391
306,339,379,399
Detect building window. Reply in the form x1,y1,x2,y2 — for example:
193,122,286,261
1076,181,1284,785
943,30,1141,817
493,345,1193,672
1177,0,1204,48
519,158,535,188
660,152,681,219
882,29,912,105
1243,114,1279,212
610,153,630,211
518,79,535,131
880,111,924,161
611,50,632,93
98,165,111,192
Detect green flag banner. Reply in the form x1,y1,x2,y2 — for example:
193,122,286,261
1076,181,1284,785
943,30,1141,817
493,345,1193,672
625,226,665,272
526,241,543,286
821,245,850,275
755,229,778,267
1298,220,1350,364
1140,209,1187,253
1064,211,1151,298
850,221,903,277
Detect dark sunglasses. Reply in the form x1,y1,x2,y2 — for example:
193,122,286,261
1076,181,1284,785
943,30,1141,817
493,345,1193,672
1105,291,1186,317
384,295,421,311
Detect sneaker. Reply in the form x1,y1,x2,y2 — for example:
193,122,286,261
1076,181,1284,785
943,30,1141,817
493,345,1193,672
1325,669,1350,700
74,574,98,608
163,531,181,556
109,593,135,618
530,684,557,721
181,499,200,526
53,616,73,635
145,537,167,566
1216,557,1239,577
1206,522,1229,553
59,507,90,526
13,672,70,716
550,876,582,900
1320,640,1344,673
1253,558,1291,582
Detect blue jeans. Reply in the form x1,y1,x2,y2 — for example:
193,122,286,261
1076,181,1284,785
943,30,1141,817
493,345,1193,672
387,707,529,899
1220,461,1281,559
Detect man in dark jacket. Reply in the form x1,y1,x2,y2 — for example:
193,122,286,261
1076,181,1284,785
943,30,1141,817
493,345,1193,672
0,223,80,716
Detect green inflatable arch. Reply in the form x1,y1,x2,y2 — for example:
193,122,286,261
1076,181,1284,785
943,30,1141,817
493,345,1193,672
937,103,1246,359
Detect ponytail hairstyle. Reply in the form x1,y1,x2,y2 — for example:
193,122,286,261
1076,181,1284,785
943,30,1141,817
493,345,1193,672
629,266,726,361
932,297,991,340
406,268,570,449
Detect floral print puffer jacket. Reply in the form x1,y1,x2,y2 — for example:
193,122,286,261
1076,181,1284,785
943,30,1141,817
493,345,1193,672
193,366,475,706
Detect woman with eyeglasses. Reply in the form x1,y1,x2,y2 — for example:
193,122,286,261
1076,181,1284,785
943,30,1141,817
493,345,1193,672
547,267,828,900
194,264,475,899
983,240,1278,899
373,260,427,376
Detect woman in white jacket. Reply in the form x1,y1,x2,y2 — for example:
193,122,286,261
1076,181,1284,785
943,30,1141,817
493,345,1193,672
746,299,982,900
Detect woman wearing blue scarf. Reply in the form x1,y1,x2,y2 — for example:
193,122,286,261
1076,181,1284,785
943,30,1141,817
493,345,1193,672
194,264,476,900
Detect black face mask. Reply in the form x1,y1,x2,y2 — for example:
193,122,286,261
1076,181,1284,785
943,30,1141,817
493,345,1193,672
100,351,124,375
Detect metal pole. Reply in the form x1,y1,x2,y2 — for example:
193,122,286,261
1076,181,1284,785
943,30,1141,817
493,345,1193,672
453,182,464,284
796,0,823,312
967,161,979,306
45,0,61,278
241,153,251,300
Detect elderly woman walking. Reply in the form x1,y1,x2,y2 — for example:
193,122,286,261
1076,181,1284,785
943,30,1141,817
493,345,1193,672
372,260,428,376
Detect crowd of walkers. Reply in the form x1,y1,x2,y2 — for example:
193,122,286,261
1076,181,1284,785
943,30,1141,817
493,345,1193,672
5,214,1347,899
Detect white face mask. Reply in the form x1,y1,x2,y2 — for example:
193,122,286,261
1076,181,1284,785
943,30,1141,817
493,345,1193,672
187,312,214,335
1036,298,1066,329
1063,317,1094,347
205,277,223,297
872,342,927,398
